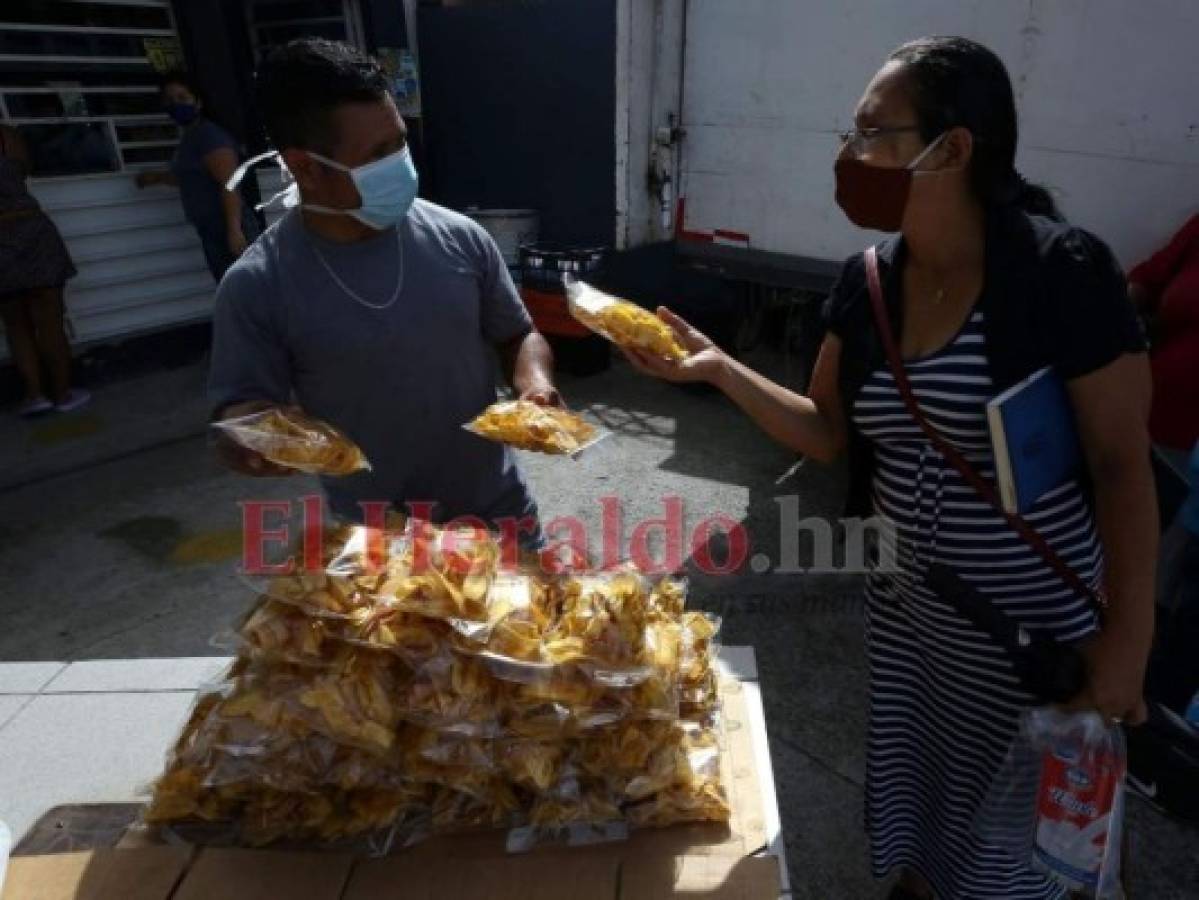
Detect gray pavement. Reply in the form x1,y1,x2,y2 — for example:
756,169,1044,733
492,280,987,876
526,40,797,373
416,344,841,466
0,353,1195,897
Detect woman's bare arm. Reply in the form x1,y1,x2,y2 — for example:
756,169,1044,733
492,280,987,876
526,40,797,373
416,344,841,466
624,308,848,461
1067,352,1157,723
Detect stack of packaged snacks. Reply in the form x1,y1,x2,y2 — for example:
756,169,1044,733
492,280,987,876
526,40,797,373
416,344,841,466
147,523,726,848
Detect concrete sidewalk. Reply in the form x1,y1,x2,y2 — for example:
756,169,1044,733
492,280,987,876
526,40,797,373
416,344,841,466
0,658,228,842
0,359,210,492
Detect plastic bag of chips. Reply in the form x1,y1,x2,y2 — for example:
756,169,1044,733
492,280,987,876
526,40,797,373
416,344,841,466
414,731,494,770
681,612,721,671
625,776,729,828
209,657,404,756
249,525,397,619
680,612,722,717
648,576,688,619
253,522,499,642
234,785,427,847
624,723,729,828
213,599,334,669
294,658,405,754
321,523,395,578
475,575,560,683
575,720,677,786
335,606,466,666
496,739,568,794
389,728,498,804
367,523,501,642
565,281,688,361
465,400,605,456
503,700,576,741
212,407,371,475
506,674,611,733
256,568,380,621
542,573,682,690
398,654,504,737
431,784,523,833
528,777,622,829
146,768,241,826
199,736,356,794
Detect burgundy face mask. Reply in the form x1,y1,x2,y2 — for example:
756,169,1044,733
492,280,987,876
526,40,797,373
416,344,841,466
834,134,945,232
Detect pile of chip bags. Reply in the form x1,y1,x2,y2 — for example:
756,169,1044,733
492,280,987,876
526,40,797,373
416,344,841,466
147,522,727,849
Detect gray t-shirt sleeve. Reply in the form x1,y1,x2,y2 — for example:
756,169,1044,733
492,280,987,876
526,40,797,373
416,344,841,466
207,260,291,415
473,225,533,343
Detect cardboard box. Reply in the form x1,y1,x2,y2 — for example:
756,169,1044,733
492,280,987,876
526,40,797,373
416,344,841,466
3,678,779,899
0,847,192,900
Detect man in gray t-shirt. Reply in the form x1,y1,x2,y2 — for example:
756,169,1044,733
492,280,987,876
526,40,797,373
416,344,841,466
209,39,558,542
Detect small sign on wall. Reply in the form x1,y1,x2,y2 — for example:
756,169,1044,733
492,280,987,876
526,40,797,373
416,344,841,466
379,47,421,118
143,37,185,73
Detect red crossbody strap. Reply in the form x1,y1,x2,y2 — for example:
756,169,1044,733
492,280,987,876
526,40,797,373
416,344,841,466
863,246,1104,610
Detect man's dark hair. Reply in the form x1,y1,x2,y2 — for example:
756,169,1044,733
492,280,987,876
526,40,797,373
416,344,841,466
255,38,390,153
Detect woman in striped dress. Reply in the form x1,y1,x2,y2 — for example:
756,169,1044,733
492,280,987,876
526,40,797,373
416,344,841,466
624,37,1155,899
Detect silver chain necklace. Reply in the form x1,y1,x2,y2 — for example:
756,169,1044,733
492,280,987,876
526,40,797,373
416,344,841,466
310,228,405,310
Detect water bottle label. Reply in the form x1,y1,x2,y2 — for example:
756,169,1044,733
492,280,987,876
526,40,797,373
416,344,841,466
1032,742,1122,890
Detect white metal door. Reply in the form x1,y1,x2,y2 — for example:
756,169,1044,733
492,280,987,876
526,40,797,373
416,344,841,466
0,0,212,358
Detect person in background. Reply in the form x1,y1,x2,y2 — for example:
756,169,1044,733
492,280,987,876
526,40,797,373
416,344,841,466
135,72,259,282
0,123,89,416
1146,441,1199,717
1127,213,1199,467
1129,215,1199,709
626,37,1154,899
209,39,557,546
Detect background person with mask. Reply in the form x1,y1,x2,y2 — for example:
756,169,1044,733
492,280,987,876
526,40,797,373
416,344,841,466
135,72,259,282
624,37,1153,900
208,38,558,546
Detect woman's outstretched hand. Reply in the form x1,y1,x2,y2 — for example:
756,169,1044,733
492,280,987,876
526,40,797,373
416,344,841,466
621,307,729,385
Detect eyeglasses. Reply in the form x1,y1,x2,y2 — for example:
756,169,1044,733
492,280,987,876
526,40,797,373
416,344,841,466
837,125,922,155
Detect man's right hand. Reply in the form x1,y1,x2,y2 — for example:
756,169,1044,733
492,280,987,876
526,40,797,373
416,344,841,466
211,402,295,477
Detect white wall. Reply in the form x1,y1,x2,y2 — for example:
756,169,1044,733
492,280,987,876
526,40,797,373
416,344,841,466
651,0,1199,268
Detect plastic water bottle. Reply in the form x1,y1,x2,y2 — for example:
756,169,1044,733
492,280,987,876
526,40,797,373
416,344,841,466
1186,690,1199,728
1031,712,1126,898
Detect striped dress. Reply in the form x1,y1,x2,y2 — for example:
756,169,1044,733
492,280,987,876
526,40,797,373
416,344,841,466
853,309,1103,899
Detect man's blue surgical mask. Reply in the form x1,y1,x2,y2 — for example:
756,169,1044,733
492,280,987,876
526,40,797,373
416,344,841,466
304,146,419,230
166,102,199,127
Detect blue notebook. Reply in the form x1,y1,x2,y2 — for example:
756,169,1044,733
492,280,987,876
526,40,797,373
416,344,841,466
986,367,1081,515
